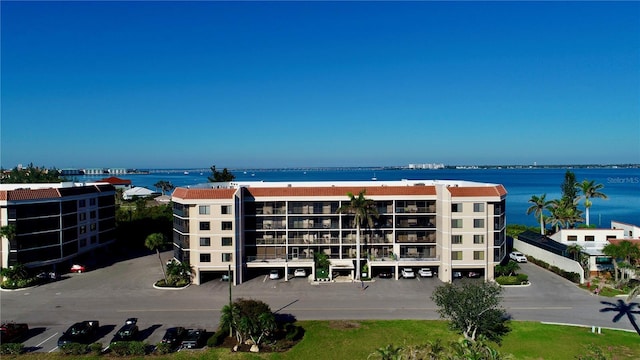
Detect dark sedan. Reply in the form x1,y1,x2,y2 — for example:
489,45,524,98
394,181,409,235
161,327,186,348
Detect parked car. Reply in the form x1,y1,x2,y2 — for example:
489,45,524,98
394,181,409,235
418,268,433,277
378,271,393,278
70,264,86,273
161,327,186,349
509,251,527,263
269,270,280,280
401,268,415,278
0,322,29,343
294,268,306,277
110,318,139,344
57,321,99,347
179,329,206,349
452,271,463,279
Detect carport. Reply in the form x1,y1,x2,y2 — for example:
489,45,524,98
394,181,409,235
329,259,354,280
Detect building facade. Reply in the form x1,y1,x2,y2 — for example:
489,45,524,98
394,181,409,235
0,183,117,271
171,180,507,285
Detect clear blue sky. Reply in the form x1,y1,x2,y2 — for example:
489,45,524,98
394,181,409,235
2,1,639,169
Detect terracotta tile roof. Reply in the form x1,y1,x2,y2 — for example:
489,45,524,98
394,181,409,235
6,188,61,201
607,239,640,246
98,176,132,185
172,188,236,200
0,191,6,201
447,185,507,197
247,185,436,197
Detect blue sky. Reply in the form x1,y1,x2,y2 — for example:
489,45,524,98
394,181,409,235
2,1,639,169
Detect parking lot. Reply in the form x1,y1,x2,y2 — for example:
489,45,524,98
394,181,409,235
1,251,635,352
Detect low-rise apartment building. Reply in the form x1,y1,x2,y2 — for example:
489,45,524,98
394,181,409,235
0,183,117,271
171,179,507,285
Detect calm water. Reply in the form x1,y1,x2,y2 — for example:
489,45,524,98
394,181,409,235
79,168,640,227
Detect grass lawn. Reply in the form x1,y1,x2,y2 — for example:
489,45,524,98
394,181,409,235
205,320,639,360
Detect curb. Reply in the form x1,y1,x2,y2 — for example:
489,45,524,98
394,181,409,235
152,282,191,290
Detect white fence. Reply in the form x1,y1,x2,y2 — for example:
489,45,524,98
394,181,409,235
513,238,585,284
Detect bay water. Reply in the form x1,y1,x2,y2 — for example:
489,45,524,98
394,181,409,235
79,167,639,228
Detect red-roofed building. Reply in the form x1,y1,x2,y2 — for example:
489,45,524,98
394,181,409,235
171,179,507,285
98,176,132,189
0,183,117,271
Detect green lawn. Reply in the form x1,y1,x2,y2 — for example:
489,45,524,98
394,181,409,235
204,320,639,360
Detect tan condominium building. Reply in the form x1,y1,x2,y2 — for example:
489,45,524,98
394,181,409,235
171,179,507,285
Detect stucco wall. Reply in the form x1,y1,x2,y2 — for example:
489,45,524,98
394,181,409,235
513,238,585,284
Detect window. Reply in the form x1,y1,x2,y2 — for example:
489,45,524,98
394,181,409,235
79,239,87,247
90,210,96,219
200,222,210,230
90,223,97,231
79,199,86,208
222,222,233,231
474,251,484,260
451,219,463,228
79,225,87,234
452,203,462,213
473,203,484,212
79,213,86,221
199,205,210,215
451,251,463,260
222,253,232,262
585,235,595,242
90,236,97,244
222,237,232,246
473,219,484,228
473,235,485,244
567,235,577,241
451,235,463,244
200,254,211,262
200,237,211,246
89,198,96,206
221,205,231,215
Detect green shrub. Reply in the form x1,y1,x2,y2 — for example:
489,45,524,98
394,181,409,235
60,342,88,355
0,343,25,355
495,276,520,285
89,342,103,355
516,273,529,283
154,342,173,355
207,327,230,347
109,341,146,356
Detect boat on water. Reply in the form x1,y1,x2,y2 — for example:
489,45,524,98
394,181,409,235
184,171,189,175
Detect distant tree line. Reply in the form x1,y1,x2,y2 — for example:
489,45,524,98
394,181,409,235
0,164,66,183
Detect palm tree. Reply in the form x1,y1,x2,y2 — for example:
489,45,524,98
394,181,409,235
526,194,550,235
145,233,168,284
566,244,583,261
337,190,379,280
545,198,583,232
576,179,608,226
602,242,625,283
154,180,175,195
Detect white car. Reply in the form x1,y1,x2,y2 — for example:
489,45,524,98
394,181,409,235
509,251,527,263
418,268,433,277
269,270,280,280
294,268,306,277
401,268,415,278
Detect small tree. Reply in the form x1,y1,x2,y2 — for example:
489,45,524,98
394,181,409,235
220,298,276,348
431,281,510,343
145,233,168,284
208,165,236,182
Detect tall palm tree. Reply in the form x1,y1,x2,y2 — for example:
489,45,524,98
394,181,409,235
337,190,379,280
576,179,608,226
145,232,168,283
526,194,550,235
546,198,583,232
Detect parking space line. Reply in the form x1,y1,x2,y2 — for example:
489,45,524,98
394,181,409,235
37,332,58,347
48,346,59,353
